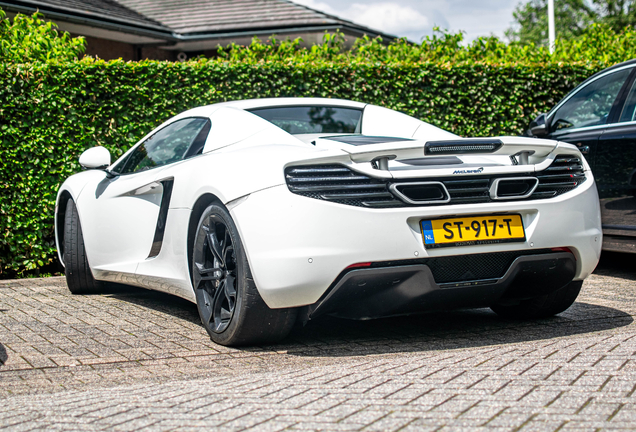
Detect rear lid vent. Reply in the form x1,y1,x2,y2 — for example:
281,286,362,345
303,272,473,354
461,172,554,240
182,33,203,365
285,165,401,208
285,155,586,208
532,155,586,199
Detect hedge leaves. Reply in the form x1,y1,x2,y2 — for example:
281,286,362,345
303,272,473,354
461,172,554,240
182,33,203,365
0,57,602,277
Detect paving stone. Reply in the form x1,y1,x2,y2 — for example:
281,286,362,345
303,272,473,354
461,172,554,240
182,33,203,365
1,254,636,430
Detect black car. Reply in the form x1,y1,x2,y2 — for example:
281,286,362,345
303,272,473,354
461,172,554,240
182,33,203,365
528,59,636,253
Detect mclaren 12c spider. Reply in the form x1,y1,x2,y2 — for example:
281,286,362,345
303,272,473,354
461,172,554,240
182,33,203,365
55,98,602,346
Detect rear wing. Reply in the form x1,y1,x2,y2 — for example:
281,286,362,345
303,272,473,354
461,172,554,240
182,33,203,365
342,137,558,166
283,135,585,180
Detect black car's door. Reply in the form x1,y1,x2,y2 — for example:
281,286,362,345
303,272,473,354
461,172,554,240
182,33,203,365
595,75,636,249
550,127,605,164
545,66,636,250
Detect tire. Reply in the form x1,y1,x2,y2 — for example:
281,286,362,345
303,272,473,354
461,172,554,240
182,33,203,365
491,280,583,319
63,199,104,294
192,203,297,346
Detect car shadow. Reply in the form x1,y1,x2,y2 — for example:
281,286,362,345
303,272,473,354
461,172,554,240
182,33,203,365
102,285,634,358
277,302,633,357
101,283,201,325
278,251,636,356
100,251,635,357
593,251,636,281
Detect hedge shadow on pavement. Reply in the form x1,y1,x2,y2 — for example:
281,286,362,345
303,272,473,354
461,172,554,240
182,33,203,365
0,343,7,366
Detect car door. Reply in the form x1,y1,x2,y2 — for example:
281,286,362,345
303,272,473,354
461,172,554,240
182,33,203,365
595,75,636,249
545,66,636,250
77,117,211,278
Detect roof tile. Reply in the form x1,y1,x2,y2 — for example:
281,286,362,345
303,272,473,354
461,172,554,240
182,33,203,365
16,0,169,30
115,0,379,35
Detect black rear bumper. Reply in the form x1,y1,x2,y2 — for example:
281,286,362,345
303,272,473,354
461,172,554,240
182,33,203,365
307,251,576,320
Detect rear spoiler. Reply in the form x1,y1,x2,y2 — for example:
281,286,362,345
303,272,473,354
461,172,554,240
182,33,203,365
341,136,558,165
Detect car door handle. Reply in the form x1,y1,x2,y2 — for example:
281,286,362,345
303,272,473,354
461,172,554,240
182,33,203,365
578,145,590,155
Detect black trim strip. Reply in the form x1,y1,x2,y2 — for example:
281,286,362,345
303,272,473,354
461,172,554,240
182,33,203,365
307,251,574,319
602,224,636,231
147,179,174,259
608,67,636,124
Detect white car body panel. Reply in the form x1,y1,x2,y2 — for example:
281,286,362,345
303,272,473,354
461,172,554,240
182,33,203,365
361,104,456,140
77,167,167,274
55,98,602,315
233,166,601,308
134,208,195,301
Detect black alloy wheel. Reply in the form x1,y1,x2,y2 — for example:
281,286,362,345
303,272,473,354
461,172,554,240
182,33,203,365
193,212,237,333
192,203,297,346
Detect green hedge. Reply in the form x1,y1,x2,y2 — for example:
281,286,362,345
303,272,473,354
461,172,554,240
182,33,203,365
219,24,636,66
0,59,600,277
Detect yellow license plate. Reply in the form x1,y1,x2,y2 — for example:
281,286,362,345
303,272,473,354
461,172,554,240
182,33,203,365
420,214,525,249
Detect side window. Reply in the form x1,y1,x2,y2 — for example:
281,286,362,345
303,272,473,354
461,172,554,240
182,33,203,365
116,117,210,175
550,69,631,132
249,106,362,134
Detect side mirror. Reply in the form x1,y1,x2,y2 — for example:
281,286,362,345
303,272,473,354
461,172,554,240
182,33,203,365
79,146,111,170
528,113,548,137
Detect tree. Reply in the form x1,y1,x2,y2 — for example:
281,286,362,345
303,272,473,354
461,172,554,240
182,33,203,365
506,0,636,46
0,8,85,62
505,0,596,45
597,0,636,30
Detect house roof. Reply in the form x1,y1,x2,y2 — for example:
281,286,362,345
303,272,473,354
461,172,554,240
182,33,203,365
116,0,392,38
3,0,171,33
1,0,396,46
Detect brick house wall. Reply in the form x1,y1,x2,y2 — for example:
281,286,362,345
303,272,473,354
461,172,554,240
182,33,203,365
78,35,177,61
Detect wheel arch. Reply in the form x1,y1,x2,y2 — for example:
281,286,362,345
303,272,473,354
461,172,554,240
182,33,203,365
55,190,74,266
187,193,224,284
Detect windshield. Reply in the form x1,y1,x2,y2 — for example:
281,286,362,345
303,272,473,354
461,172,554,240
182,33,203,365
248,106,362,134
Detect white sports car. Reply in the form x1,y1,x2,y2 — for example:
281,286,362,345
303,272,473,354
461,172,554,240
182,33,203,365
55,98,602,346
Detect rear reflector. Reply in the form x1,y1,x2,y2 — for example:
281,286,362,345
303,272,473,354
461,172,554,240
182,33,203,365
551,247,572,253
345,262,372,269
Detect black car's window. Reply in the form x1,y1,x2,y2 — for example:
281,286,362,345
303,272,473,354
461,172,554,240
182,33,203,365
619,77,636,123
550,69,630,132
249,106,362,134
115,118,210,175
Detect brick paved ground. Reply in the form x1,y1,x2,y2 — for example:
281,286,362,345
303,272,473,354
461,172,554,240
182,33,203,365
1,252,636,431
